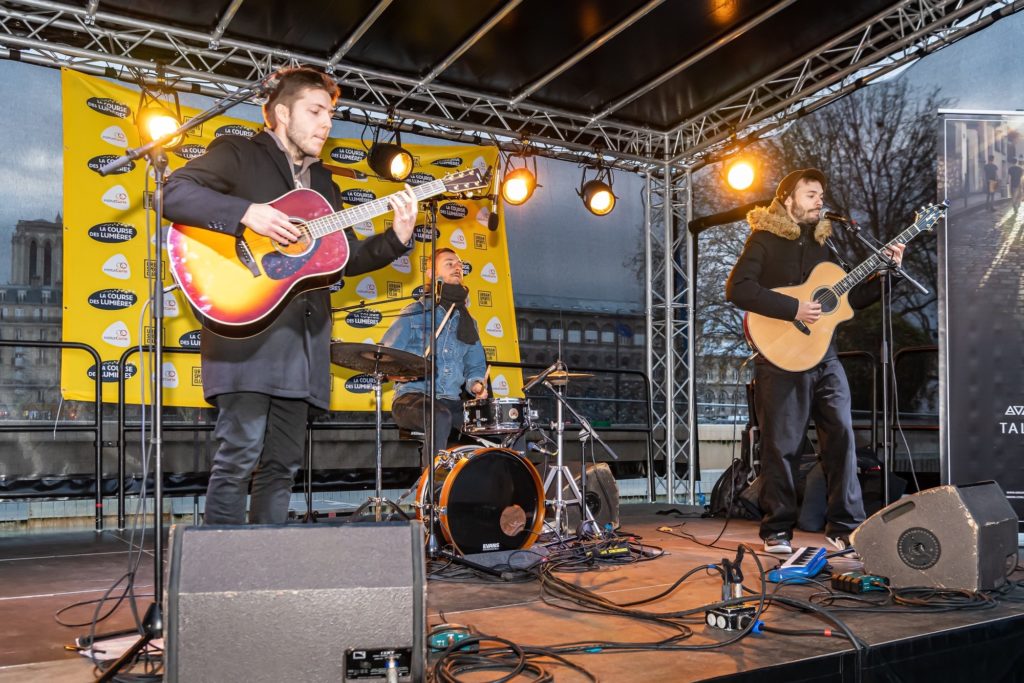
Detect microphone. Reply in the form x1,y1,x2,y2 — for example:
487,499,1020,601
487,194,500,232
528,442,556,457
522,361,561,392
823,210,851,224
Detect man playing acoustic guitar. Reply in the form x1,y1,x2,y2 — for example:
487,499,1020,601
726,169,905,555
163,66,419,525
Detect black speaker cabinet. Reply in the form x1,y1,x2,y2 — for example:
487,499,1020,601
165,521,426,682
559,463,620,531
851,481,1017,591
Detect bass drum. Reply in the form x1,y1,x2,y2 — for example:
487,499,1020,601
417,446,545,555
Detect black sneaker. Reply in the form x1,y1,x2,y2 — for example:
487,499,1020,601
762,532,793,554
826,534,860,559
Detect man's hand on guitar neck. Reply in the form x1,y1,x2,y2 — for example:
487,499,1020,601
796,300,822,324
242,203,303,244
388,186,419,245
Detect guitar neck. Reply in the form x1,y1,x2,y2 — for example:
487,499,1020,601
832,219,924,296
304,179,450,237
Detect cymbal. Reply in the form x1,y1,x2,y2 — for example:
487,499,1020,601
330,341,425,377
525,370,593,384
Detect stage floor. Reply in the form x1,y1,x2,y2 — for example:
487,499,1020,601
1,504,1023,682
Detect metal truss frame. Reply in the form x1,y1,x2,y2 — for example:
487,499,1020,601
0,0,1019,502
0,0,1018,170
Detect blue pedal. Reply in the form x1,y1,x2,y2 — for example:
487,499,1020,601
766,546,828,584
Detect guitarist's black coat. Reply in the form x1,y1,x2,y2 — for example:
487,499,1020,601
163,132,409,408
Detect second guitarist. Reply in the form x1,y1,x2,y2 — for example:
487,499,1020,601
163,66,418,525
725,168,905,556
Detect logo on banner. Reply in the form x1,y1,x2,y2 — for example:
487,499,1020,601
352,220,375,237
474,234,487,250
215,124,257,138
355,276,378,299
480,263,498,283
162,362,179,388
478,290,492,307
341,188,376,205
413,225,441,242
87,360,138,383
345,374,376,393
173,143,207,160
432,157,463,168
461,261,473,276
86,97,131,119
439,202,468,220
88,288,138,310
472,157,490,174
100,126,128,148
345,308,383,328
406,172,436,186
484,316,504,338
178,330,202,348
391,254,411,274
412,284,425,300
491,374,510,397
329,146,367,164
449,229,467,250
1000,405,1024,434
101,321,131,348
101,185,131,210
475,205,494,229
88,222,137,243
163,290,180,317
101,254,131,280
88,155,134,175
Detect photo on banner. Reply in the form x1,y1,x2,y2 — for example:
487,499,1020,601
60,68,521,411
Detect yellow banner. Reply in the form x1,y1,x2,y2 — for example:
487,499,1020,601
60,68,521,410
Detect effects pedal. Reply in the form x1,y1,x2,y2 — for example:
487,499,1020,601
704,605,762,632
831,571,890,594
428,624,476,653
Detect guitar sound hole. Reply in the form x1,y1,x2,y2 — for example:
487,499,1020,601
272,222,314,257
814,288,839,313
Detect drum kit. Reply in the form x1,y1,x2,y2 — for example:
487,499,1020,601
329,340,602,555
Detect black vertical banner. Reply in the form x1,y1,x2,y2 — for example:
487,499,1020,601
939,111,1024,532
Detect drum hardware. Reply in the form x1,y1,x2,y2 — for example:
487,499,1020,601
329,341,426,521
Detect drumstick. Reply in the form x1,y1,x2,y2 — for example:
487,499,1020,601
423,304,456,357
479,365,491,396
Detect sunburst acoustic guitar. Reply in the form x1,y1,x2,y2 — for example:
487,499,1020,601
743,202,945,372
166,167,487,338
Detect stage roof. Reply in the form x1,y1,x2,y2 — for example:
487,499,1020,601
0,0,1020,166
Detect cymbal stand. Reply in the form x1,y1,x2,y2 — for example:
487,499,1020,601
540,379,595,539
352,360,409,522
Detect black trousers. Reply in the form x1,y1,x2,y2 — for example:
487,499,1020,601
753,356,865,539
205,392,309,525
390,392,464,464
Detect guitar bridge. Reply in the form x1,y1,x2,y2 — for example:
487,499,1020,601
235,237,260,278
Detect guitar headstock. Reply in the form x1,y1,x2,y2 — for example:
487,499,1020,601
915,201,948,231
441,167,489,194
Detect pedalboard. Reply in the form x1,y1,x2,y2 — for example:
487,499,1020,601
831,571,890,594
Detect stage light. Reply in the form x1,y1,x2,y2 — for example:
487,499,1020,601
726,159,756,191
138,106,183,148
577,165,616,216
368,142,413,182
501,167,537,205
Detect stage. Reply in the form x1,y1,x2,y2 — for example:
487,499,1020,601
1,504,1023,682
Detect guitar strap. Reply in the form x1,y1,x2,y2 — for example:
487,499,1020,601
824,237,852,271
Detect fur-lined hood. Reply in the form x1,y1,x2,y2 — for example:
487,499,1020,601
746,198,833,245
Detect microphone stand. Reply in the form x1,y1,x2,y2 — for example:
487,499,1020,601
834,219,927,506
95,75,274,683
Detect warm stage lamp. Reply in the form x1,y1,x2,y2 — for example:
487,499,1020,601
581,179,616,216
138,106,183,148
501,167,537,205
368,142,413,182
726,159,755,191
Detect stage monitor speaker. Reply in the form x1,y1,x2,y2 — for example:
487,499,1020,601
559,463,620,531
165,521,425,683
851,481,1017,591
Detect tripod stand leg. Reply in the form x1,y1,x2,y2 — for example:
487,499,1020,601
96,602,162,682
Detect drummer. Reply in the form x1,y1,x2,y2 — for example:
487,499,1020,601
382,248,488,461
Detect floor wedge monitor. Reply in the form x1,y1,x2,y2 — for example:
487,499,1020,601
165,521,425,682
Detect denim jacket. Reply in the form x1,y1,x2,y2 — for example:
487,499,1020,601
382,300,487,400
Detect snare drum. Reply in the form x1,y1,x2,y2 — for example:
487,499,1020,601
463,397,533,435
416,446,545,555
